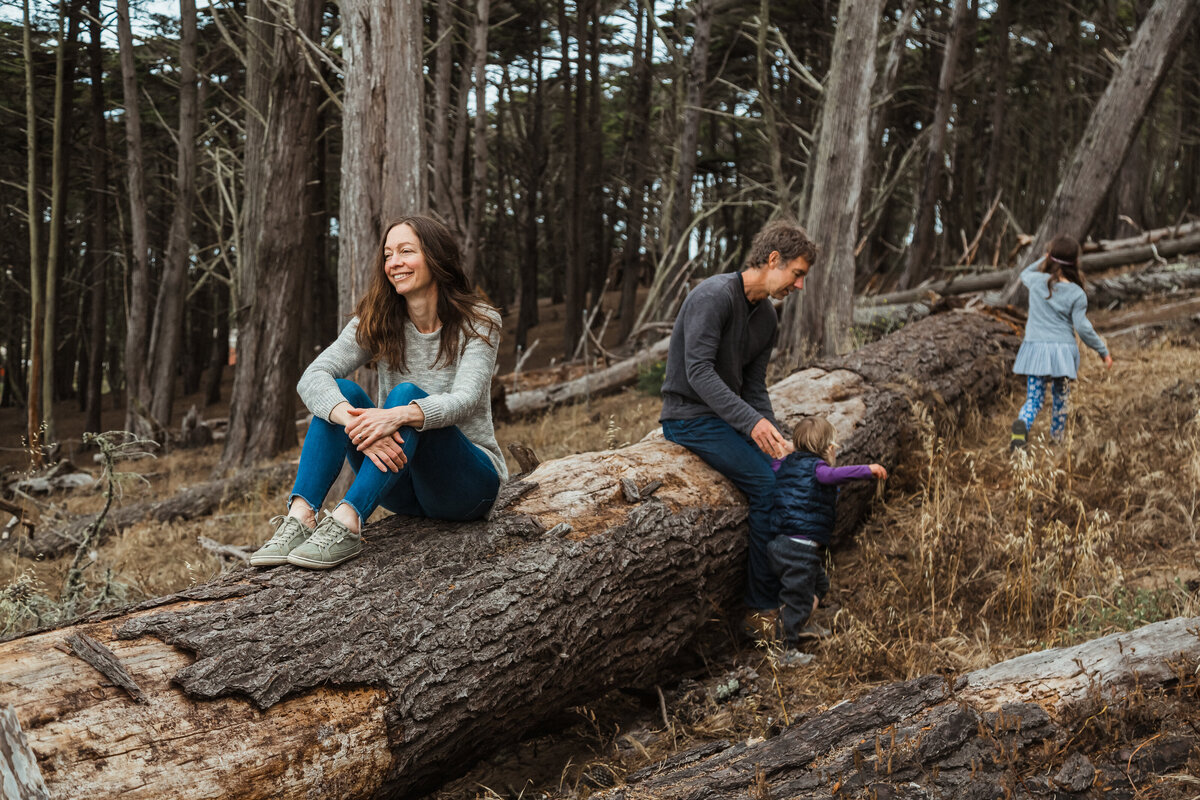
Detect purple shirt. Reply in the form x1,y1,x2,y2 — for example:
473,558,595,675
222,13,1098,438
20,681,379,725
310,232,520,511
771,458,874,485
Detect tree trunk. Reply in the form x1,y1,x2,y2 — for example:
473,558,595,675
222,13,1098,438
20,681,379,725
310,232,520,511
430,0,455,217
116,0,154,439
1000,0,1200,302
558,0,583,357
337,0,425,323
83,0,109,436
219,0,324,470
41,0,82,444
668,0,714,249
899,0,970,290
23,0,43,466
145,0,199,432
461,0,490,282
616,0,654,344
982,0,1011,226
780,0,883,360
1,310,1018,800
514,21,545,352
595,617,1200,800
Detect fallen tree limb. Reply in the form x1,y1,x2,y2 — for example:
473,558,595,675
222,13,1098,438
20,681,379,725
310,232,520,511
4,462,295,560
0,311,1019,800
504,336,671,416
598,617,1200,799
861,229,1200,308
855,263,1200,332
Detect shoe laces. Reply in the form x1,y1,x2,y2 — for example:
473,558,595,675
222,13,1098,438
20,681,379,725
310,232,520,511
307,517,351,550
266,515,309,546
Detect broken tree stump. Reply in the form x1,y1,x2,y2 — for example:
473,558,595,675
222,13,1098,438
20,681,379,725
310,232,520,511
0,311,1018,800
595,617,1200,799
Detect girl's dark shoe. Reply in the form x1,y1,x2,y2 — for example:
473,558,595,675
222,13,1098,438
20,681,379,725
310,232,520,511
1010,419,1027,451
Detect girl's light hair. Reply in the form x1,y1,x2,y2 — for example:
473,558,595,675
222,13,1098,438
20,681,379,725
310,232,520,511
792,416,836,464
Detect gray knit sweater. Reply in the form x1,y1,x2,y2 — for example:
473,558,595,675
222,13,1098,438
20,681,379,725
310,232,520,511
296,307,508,482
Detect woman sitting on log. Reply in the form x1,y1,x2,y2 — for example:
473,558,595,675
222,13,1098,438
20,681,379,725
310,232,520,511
250,214,507,569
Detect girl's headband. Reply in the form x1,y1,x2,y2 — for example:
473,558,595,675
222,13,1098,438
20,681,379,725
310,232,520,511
1048,255,1075,266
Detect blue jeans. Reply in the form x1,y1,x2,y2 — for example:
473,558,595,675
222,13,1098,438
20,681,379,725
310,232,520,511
662,415,779,610
291,380,500,524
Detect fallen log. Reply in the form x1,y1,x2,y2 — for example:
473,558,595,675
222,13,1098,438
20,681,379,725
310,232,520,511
855,263,1200,332
1087,264,1200,308
4,462,295,560
503,336,671,416
861,229,1200,308
0,311,1018,800
1082,219,1200,252
597,617,1200,800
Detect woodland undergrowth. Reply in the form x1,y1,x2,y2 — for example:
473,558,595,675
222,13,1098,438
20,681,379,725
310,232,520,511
3,334,1200,798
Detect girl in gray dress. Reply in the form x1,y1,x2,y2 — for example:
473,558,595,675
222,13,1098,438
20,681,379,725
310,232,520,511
1010,234,1113,450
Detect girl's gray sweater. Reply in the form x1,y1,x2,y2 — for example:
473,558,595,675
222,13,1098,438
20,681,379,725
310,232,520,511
296,308,508,482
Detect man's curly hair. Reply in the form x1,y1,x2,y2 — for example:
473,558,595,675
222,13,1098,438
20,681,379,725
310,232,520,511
743,219,819,271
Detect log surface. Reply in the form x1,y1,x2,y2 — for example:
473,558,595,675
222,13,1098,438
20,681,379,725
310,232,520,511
601,618,1200,800
0,311,1019,800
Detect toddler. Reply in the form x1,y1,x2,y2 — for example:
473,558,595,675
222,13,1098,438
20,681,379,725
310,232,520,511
768,416,886,647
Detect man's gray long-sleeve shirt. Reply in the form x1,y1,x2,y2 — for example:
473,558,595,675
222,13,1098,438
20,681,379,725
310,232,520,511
659,272,780,436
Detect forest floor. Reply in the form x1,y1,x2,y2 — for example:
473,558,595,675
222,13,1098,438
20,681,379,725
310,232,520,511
2,288,1200,798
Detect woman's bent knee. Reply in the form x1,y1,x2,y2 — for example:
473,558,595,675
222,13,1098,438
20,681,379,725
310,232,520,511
335,379,372,407
384,382,427,407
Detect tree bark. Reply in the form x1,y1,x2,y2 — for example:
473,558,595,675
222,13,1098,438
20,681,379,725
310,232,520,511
430,0,455,218
338,0,425,323
23,0,43,467
0,310,1018,800
41,0,82,444
596,617,1200,800
1000,0,1200,303
616,0,654,344
461,0,490,283
514,19,545,351
667,0,714,250
780,0,883,360
83,0,109,436
219,0,324,470
899,0,970,290
116,0,153,439
145,0,199,431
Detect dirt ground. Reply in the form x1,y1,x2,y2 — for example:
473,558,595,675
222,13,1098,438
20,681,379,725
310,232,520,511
2,287,1200,798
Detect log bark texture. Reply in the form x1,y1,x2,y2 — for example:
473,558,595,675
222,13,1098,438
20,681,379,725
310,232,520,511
0,311,1018,800
4,463,295,559
596,617,1200,800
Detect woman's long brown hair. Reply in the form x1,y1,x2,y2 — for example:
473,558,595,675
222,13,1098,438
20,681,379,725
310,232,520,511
1042,234,1084,297
353,215,499,371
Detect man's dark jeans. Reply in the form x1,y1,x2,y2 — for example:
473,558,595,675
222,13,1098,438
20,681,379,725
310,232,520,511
662,415,779,610
767,535,829,645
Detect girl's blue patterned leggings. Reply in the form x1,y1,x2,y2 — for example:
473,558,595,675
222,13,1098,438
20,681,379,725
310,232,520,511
1018,375,1071,440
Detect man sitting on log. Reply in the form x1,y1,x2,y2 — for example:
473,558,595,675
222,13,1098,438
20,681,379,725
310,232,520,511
659,218,818,637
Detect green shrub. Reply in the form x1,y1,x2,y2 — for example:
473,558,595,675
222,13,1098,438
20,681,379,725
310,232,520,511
636,360,666,396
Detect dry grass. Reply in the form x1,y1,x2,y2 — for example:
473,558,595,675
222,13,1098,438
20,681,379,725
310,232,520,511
465,334,1200,798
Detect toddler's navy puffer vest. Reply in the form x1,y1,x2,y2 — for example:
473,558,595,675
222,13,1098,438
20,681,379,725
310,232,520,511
770,450,837,545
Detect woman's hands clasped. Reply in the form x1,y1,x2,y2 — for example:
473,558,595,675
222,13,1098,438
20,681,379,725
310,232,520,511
339,404,427,473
